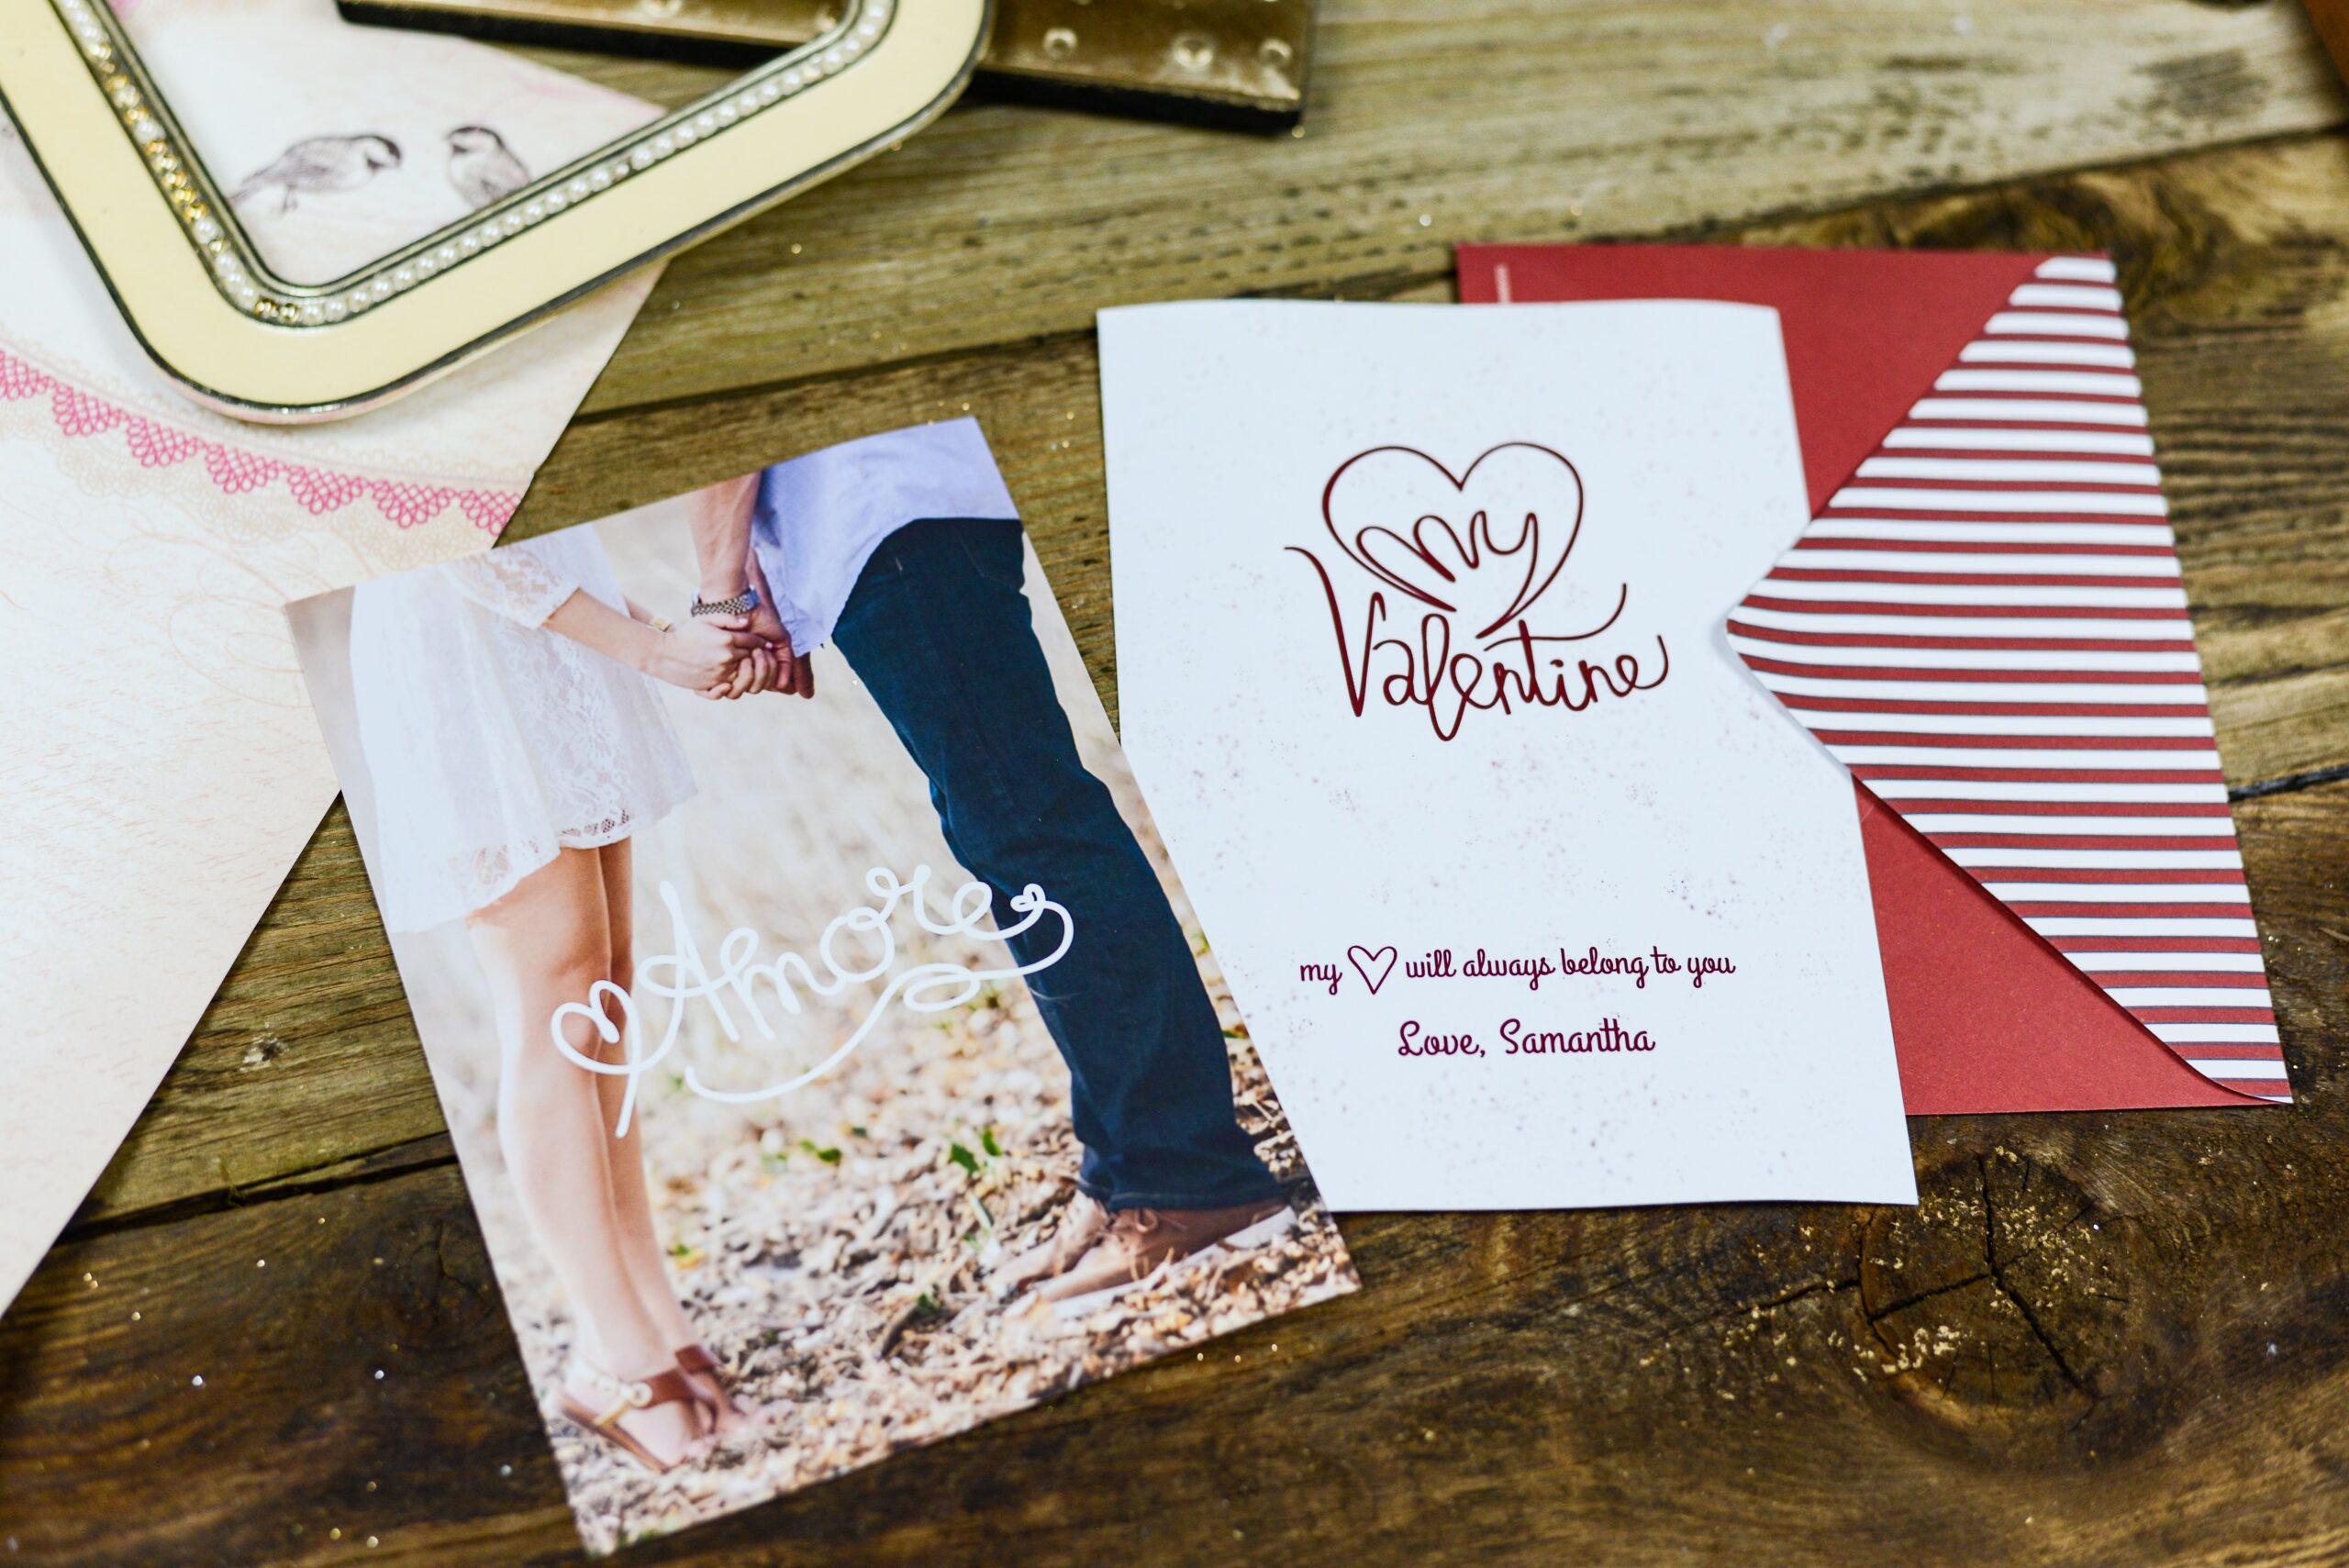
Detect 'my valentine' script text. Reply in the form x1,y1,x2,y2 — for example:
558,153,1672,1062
1290,441,1670,740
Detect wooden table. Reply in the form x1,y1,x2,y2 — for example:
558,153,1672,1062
7,4,2349,1562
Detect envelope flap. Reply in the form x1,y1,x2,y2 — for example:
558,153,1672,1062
1727,254,2288,1103
1855,780,2253,1111
1458,245,2044,512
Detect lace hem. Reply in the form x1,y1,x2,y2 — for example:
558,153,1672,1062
445,808,663,925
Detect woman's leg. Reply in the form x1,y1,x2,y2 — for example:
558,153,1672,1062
467,847,706,1465
586,842,762,1434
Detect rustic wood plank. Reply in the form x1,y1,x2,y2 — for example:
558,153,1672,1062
6,773,2345,1567
521,0,2349,416
73,128,2349,1239
78,810,451,1228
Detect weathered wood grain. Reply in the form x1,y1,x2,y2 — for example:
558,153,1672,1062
5,775,2344,1567
512,0,2349,416
72,128,2349,1243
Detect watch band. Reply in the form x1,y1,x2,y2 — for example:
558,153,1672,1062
690,585,760,617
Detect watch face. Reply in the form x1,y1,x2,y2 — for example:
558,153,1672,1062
1,0,989,422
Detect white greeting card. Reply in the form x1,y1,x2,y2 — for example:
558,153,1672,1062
1099,300,1918,1210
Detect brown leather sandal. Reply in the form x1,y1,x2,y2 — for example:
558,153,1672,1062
674,1342,769,1429
555,1362,708,1474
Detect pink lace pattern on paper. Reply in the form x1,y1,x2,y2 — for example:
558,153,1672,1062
0,345,519,531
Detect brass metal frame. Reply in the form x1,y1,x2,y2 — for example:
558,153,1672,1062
336,0,1317,130
0,0,991,421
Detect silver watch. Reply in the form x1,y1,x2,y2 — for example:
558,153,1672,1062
690,585,760,617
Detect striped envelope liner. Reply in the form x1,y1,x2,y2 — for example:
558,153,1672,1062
1725,256,2285,1102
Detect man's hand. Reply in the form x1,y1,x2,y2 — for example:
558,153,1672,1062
679,466,813,702
741,551,815,700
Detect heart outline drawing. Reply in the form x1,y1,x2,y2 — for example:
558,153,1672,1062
1320,441,1586,640
1347,944,1398,995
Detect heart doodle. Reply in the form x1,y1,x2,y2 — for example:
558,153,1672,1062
1347,944,1398,995
1322,442,1586,639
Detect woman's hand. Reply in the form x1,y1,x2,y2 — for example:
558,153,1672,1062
640,615,763,695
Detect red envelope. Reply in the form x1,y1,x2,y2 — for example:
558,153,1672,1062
1458,244,2287,1112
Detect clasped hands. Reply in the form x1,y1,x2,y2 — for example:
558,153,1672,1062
644,555,816,702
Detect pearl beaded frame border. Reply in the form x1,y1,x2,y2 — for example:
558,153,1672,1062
47,0,896,328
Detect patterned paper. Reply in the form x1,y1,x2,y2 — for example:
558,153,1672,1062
1727,256,2287,1101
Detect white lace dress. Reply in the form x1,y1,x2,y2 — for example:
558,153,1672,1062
349,529,697,933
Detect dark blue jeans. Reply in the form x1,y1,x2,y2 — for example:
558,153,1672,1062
830,518,1283,1212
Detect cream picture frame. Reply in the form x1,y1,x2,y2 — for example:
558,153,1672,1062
0,0,989,421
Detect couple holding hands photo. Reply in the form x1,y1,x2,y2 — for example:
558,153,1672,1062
343,420,1300,1478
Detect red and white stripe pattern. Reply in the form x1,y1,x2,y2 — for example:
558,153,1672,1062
1728,255,2288,1102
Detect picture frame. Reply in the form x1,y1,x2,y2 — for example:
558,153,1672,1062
0,0,989,422
335,0,1318,132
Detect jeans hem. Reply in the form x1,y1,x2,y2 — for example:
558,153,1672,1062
1076,1174,1289,1213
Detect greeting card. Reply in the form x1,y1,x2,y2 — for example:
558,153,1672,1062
1097,300,1920,1211
1457,244,2288,1111
287,419,1356,1553
0,0,657,1310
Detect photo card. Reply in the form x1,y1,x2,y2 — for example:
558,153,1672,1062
288,417,1357,1552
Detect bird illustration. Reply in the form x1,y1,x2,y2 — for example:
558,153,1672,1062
446,125,529,212
230,134,401,217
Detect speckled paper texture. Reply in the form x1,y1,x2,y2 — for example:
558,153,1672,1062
1099,300,1918,1211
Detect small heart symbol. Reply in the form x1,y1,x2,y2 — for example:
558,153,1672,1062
1347,944,1398,995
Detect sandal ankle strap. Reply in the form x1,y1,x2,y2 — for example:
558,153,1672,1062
573,1361,700,1429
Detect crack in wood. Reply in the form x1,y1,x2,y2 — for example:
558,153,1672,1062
2232,760,2349,800
1650,1269,1865,1347
1863,1268,1996,1326
1976,1154,2099,1404
64,1135,460,1242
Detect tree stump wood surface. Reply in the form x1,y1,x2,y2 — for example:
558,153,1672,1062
6,4,2349,1564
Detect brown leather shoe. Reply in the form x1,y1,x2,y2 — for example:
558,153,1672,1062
996,1193,1109,1295
1033,1198,1296,1313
